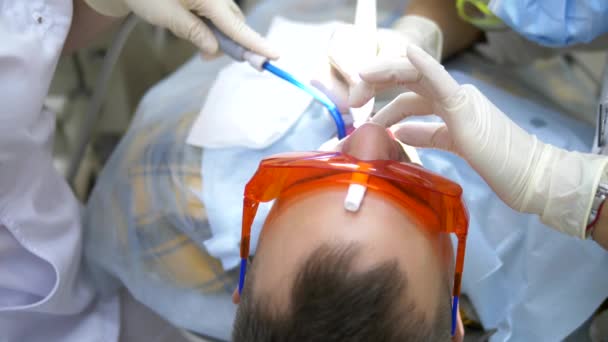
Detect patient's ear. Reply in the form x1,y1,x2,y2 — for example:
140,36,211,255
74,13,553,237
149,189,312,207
452,307,465,342
232,288,240,304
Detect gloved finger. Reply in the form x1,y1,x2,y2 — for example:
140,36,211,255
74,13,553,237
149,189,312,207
350,76,415,108
406,44,459,101
391,122,457,153
352,57,419,107
224,0,246,21
327,24,361,86
198,0,279,59
358,57,419,87
376,28,410,58
371,92,434,127
200,49,223,60
348,80,376,108
169,8,219,55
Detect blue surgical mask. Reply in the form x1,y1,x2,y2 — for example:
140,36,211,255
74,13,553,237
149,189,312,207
489,0,608,47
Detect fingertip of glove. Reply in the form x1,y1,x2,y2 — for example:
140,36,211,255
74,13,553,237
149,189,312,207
369,110,392,128
348,81,374,108
237,27,280,60
387,123,401,134
262,45,281,60
406,44,432,65
248,43,280,60
200,50,223,60
197,34,220,56
358,62,385,82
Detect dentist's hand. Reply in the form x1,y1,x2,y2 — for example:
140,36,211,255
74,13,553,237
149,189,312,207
345,15,443,107
320,16,442,111
372,45,608,238
84,0,278,59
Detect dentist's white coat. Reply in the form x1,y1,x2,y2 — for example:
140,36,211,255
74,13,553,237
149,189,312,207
0,0,119,340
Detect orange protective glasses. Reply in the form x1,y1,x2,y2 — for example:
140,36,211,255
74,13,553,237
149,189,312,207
239,151,469,335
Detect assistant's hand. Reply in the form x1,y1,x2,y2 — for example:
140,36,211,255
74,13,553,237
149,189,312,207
345,15,443,107
84,0,278,59
314,16,442,125
371,45,608,238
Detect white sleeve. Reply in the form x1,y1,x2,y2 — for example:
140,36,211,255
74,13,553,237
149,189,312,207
0,0,97,315
0,3,119,341
0,226,56,307
0,113,96,314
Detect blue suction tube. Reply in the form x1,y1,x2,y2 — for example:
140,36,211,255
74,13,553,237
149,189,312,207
262,61,347,139
202,18,346,139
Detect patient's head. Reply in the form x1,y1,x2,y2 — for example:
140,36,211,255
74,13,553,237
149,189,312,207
233,123,455,341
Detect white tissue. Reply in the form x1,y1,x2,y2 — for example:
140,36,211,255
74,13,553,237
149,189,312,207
186,17,340,149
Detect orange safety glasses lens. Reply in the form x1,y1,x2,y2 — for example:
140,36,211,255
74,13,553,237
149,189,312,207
238,152,469,335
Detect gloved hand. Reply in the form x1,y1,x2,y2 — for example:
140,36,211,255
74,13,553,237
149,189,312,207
84,0,278,59
312,16,443,145
367,44,608,238
346,15,443,108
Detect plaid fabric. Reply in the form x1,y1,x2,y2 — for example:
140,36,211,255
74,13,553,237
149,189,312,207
87,111,238,296
132,112,238,294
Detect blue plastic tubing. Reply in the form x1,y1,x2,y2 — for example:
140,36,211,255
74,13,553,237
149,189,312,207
262,61,347,139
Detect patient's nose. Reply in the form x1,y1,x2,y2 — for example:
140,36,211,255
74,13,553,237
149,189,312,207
340,122,409,162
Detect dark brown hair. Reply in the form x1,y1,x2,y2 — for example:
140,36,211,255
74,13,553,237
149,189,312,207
233,243,451,341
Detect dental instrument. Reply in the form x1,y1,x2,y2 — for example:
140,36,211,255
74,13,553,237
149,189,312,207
201,7,386,263
334,0,377,210
349,0,377,127
326,0,377,128
338,0,377,209
203,19,347,139
202,18,375,212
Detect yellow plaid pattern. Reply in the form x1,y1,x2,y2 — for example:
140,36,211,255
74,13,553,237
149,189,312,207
106,111,238,295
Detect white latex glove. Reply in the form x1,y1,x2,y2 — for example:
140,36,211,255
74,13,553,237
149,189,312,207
368,45,608,238
317,16,441,126
346,15,443,108
84,0,278,59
